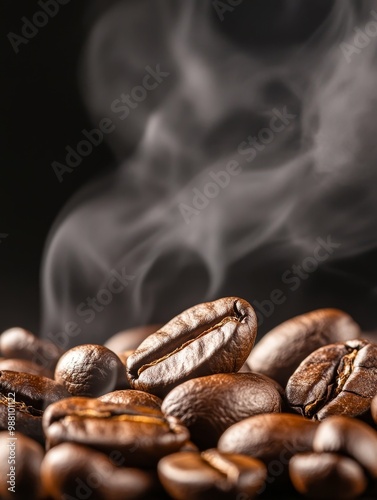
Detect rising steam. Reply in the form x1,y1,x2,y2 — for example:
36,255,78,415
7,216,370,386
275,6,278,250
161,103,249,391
42,0,377,345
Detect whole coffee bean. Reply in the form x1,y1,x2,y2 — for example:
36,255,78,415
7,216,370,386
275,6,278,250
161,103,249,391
158,449,266,499
41,442,159,500
289,452,367,499
54,344,121,397
127,297,257,397
313,416,377,479
286,339,377,420
0,358,53,378
105,324,162,353
0,370,69,442
99,389,162,409
247,309,360,387
0,327,62,370
218,413,318,464
43,397,189,466
162,373,282,449
0,431,45,500
372,395,377,425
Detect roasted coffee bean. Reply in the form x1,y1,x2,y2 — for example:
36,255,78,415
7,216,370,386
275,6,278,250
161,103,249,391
0,431,45,500
158,449,266,500
105,325,162,353
286,339,377,420
54,344,122,397
289,452,367,499
162,373,282,449
0,358,53,378
41,442,159,500
218,413,318,464
43,397,189,466
99,389,162,409
247,309,360,387
313,416,377,479
0,370,69,442
127,297,257,397
0,327,62,370
372,395,377,425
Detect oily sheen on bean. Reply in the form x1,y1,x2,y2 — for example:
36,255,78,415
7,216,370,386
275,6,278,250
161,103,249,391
127,297,257,396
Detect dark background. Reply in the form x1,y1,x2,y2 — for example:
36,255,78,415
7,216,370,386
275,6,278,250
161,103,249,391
1,0,377,338
0,0,114,334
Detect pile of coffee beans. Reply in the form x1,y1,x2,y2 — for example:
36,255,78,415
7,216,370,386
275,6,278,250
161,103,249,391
1,296,377,499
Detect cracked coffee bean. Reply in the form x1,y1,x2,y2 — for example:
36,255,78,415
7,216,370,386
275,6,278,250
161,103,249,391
0,327,63,370
247,309,360,387
41,442,159,500
289,452,367,499
127,297,257,397
286,339,377,420
218,413,318,465
0,431,45,500
162,373,282,449
313,416,377,479
54,344,122,397
158,449,266,500
43,397,189,466
99,389,162,409
0,370,69,443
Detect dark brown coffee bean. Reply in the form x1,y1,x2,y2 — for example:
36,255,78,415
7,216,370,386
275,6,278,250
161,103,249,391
0,370,69,443
54,344,121,397
247,309,360,387
0,358,53,378
162,373,282,449
313,416,377,479
286,339,377,420
0,431,45,500
99,389,162,409
218,413,318,464
289,453,367,499
43,397,189,466
158,449,266,499
105,324,162,353
41,442,159,500
127,297,257,397
372,395,377,425
0,327,62,370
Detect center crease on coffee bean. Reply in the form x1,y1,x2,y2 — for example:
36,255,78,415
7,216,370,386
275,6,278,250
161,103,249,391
201,450,240,487
0,393,44,417
137,315,243,377
305,347,359,418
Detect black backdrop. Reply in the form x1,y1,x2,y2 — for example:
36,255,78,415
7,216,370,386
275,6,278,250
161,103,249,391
0,0,114,334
